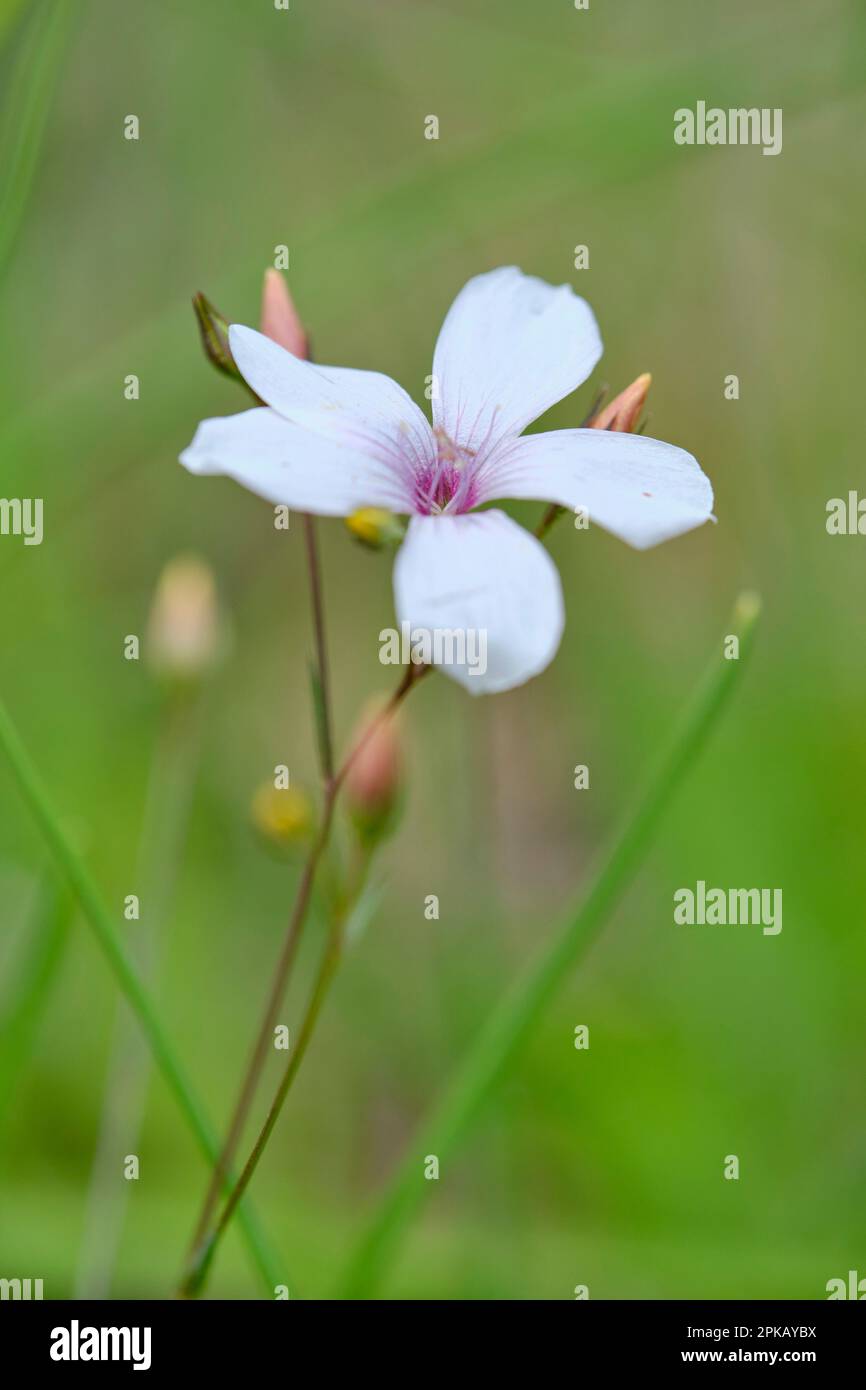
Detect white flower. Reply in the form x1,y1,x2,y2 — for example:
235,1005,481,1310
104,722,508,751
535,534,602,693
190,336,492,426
180,268,713,694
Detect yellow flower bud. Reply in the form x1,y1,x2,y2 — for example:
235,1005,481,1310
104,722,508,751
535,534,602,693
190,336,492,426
345,508,406,550
251,783,315,851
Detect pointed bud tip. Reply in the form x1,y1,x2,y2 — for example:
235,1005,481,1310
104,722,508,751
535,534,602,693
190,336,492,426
192,292,240,381
345,699,403,843
260,268,309,358
592,372,652,432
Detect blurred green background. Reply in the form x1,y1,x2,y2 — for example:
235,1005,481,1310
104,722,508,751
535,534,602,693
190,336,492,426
1,0,864,1300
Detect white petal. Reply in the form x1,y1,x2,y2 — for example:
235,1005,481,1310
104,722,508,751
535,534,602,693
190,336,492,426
431,267,602,455
393,510,564,695
477,429,714,549
179,407,414,515
229,324,434,474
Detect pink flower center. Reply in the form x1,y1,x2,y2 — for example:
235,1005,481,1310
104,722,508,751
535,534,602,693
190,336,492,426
414,427,478,515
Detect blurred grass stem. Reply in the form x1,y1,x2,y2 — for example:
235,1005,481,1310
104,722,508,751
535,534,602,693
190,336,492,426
74,688,203,1297
0,872,73,1130
0,0,74,289
0,696,284,1295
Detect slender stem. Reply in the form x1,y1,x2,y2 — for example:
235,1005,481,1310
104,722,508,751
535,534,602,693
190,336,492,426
180,660,423,1283
181,318,390,1272
302,513,334,784
0,696,284,1295
339,592,761,1298
182,894,351,1297
183,782,338,1265
534,502,566,543
181,666,423,1295
335,662,425,793
182,509,333,1262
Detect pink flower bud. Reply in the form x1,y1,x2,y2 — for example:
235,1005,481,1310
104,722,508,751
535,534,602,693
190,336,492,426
345,700,402,842
592,372,652,432
260,268,309,359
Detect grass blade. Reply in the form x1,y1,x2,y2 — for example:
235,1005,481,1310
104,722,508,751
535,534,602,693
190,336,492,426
0,695,287,1297
0,870,72,1126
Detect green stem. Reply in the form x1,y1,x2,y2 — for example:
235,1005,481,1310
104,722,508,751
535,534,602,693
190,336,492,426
180,388,334,1272
0,695,285,1296
182,845,375,1298
181,662,420,1289
182,915,346,1299
303,513,334,784
180,777,338,1284
339,592,761,1299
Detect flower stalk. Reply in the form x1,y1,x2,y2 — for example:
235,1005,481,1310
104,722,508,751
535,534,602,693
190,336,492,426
181,849,370,1298
179,663,422,1296
180,272,341,1273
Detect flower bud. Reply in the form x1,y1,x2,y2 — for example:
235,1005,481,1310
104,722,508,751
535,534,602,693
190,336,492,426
592,372,652,432
146,555,223,682
345,507,406,550
192,293,242,383
251,783,315,852
260,268,309,359
345,700,402,844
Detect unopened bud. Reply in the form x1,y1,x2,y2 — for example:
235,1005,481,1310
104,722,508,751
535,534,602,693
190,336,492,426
345,700,402,844
260,269,309,359
591,372,652,432
192,293,242,383
345,508,406,550
146,555,223,682
251,783,315,852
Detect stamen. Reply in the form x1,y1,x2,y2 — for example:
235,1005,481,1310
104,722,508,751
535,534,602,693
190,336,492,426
414,428,478,514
